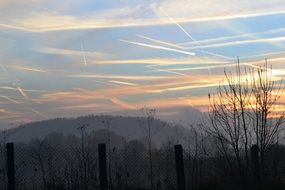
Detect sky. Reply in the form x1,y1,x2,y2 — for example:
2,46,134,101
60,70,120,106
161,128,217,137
1,0,285,128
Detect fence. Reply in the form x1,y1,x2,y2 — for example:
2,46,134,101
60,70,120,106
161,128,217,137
0,143,185,190
0,143,260,190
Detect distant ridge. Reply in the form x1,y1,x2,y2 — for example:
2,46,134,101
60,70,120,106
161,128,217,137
4,106,204,146
3,116,182,146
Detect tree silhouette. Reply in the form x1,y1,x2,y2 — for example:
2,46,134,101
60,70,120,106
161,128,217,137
207,59,285,181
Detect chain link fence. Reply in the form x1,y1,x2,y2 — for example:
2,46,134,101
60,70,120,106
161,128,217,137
0,142,262,190
0,143,185,190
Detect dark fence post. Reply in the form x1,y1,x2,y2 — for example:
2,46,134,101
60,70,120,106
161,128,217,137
175,144,186,190
250,144,260,184
98,143,108,190
6,143,15,190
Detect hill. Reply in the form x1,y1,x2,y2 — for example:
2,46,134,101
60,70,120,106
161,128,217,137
5,113,202,146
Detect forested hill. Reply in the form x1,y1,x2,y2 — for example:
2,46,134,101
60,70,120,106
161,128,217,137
5,114,199,146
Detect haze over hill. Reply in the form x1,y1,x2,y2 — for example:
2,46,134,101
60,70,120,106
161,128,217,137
108,106,204,125
5,106,204,146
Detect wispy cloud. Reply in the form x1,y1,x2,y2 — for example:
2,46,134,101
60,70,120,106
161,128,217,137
40,74,224,104
187,36,285,49
1,10,284,33
8,65,48,73
153,0,285,24
67,73,175,81
93,57,228,65
2,1,285,32
180,27,285,46
36,47,109,59
110,98,136,110
56,103,114,111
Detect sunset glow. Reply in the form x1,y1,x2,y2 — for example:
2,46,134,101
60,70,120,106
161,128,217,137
1,0,285,128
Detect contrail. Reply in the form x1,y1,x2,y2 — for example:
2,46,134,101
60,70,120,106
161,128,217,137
8,65,48,73
146,65,187,76
0,86,49,93
137,34,233,60
138,33,230,59
0,64,38,101
17,87,32,101
0,63,45,121
0,64,8,74
159,7,214,74
186,36,285,49
29,107,48,119
94,80,119,87
109,80,137,86
110,98,136,110
93,57,228,65
0,86,17,90
147,62,256,72
179,27,285,46
159,8,197,42
81,41,87,66
0,95,21,104
195,49,233,60
158,8,237,74
148,83,221,93
120,39,195,56
2,8,285,33
137,34,186,50
68,73,173,80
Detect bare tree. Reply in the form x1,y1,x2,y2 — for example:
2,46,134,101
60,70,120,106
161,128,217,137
207,60,285,180
139,107,156,190
250,60,285,177
77,123,90,190
101,116,113,189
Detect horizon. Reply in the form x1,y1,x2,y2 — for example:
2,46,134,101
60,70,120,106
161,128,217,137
1,0,285,129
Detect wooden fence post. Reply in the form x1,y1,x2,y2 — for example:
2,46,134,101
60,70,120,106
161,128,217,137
175,144,186,190
6,143,15,190
98,144,108,190
250,144,260,184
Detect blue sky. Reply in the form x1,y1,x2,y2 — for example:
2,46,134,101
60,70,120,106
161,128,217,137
1,0,285,128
